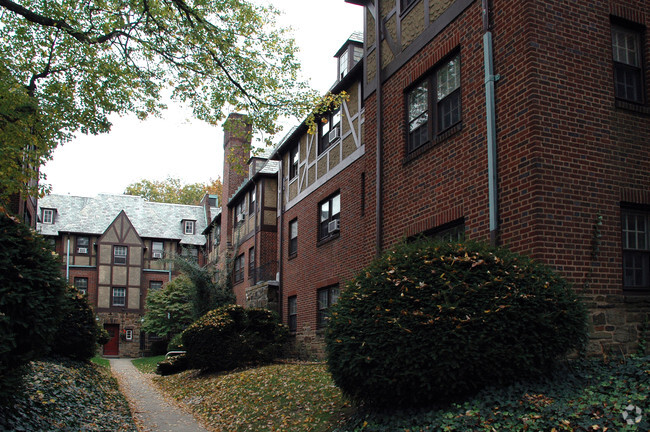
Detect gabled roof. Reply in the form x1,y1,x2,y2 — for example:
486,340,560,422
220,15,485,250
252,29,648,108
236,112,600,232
37,193,211,246
227,158,279,207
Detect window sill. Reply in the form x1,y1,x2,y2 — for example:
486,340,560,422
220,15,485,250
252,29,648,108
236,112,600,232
317,232,340,247
403,122,462,165
615,99,650,115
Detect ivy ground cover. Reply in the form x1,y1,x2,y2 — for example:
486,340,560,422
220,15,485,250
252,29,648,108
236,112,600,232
0,357,137,432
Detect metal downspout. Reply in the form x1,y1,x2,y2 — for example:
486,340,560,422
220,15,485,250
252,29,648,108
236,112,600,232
375,0,384,256
482,0,499,246
277,163,285,321
66,236,70,281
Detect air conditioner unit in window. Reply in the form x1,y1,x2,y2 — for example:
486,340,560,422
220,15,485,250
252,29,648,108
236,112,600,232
328,127,340,143
152,251,163,259
328,219,340,234
237,213,245,222
77,247,88,254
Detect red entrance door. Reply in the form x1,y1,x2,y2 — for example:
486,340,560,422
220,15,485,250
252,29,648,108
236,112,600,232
103,324,119,356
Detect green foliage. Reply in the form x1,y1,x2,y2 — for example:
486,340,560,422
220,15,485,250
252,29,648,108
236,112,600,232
173,256,236,320
142,275,194,338
167,333,184,352
50,287,108,361
0,0,316,204
182,305,287,372
0,212,67,395
156,354,189,376
333,356,650,432
0,358,137,431
326,240,588,407
305,91,350,135
131,355,166,374
90,356,110,369
124,176,222,205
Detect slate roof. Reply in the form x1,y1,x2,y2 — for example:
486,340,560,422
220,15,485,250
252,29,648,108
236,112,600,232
228,158,279,206
37,194,212,246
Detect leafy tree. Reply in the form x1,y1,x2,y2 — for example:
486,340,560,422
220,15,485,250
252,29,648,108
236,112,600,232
0,0,315,204
142,275,194,338
0,211,67,395
174,254,235,319
125,176,222,205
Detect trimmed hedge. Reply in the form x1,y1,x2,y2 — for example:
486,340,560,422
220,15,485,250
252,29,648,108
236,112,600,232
156,354,189,376
326,240,588,407
182,305,287,372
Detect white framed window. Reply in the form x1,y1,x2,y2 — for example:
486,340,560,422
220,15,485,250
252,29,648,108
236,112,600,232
125,329,133,341
289,218,298,256
152,241,164,259
612,24,644,104
74,277,88,295
319,192,341,241
112,287,126,306
317,285,340,328
77,236,89,254
42,209,54,224
184,220,195,235
113,246,127,265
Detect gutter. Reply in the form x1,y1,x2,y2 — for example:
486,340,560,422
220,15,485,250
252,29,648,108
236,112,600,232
66,236,70,281
277,162,285,321
482,0,500,246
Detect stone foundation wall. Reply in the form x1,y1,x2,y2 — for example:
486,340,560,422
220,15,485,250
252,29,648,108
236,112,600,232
585,294,650,358
99,311,144,358
288,325,326,361
245,282,279,314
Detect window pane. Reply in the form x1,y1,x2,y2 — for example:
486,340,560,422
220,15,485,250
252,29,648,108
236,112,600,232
318,290,329,310
152,241,163,251
408,83,428,126
77,237,89,247
330,286,340,305
290,220,298,239
289,297,297,315
332,194,340,216
320,201,330,222
612,28,640,67
437,57,460,101
439,90,461,131
332,110,341,128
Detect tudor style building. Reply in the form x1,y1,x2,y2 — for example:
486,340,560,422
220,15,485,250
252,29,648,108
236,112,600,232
37,193,214,356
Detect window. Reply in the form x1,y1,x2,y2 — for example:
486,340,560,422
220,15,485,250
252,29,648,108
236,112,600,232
112,287,126,306
612,24,644,104
406,54,461,154
622,209,650,290
318,110,341,154
150,281,163,291
235,201,245,224
113,246,127,265
215,225,221,245
76,236,89,254
317,285,340,328
248,246,255,277
289,145,299,180
74,277,88,295
42,208,54,224
339,48,349,79
124,329,133,341
234,254,245,283
289,218,298,256
249,187,256,215
288,296,297,332
152,241,164,259
319,193,341,241
418,219,466,243
182,246,198,262
184,220,195,235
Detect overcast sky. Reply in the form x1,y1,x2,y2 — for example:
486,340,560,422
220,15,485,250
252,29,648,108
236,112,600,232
42,1,364,197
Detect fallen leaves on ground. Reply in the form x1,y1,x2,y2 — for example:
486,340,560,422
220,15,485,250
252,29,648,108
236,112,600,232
153,362,352,432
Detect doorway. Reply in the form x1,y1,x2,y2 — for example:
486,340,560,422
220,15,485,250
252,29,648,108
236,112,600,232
103,324,119,356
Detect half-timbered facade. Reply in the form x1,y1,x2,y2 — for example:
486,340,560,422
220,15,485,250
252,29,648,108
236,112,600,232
37,193,213,356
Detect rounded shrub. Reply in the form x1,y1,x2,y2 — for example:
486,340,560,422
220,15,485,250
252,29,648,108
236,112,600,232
326,240,588,407
156,354,189,376
182,305,287,371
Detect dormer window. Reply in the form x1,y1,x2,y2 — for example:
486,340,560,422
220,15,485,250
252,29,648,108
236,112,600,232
42,208,54,224
184,220,195,235
336,37,363,80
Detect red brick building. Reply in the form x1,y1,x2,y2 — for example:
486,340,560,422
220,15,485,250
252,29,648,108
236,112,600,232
344,0,650,357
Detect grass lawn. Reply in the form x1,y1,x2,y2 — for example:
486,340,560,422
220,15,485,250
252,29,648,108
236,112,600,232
91,355,110,368
132,355,166,374
151,356,650,432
